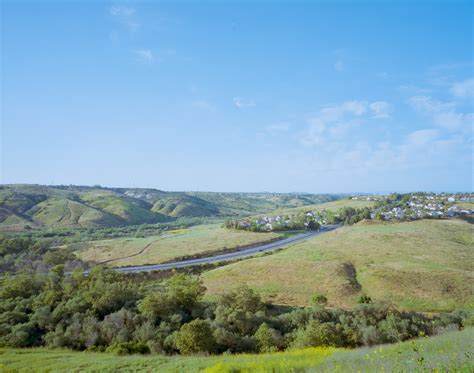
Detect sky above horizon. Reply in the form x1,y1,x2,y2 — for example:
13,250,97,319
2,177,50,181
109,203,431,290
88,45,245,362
1,1,473,193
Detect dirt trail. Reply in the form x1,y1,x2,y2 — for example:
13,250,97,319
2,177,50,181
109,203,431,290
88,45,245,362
97,233,183,265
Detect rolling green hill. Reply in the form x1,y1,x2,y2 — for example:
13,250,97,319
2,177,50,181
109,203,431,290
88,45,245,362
0,185,342,230
25,197,121,228
202,219,474,312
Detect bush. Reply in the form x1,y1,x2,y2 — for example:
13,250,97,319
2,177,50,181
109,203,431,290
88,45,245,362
175,319,216,355
310,294,328,307
106,341,150,355
254,323,280,352
358,295,372,304
292,321,341,348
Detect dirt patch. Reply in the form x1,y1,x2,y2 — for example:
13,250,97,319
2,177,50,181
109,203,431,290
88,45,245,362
338,262,362,295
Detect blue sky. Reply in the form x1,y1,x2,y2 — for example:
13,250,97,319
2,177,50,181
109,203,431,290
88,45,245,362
2,1,473,192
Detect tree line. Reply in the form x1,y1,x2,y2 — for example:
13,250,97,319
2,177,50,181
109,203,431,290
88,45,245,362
224,207,373,232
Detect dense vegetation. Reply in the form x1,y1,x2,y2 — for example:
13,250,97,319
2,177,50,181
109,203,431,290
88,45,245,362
0,237,471,357
2,328,472,372
0,237,85,274
0,184,341,231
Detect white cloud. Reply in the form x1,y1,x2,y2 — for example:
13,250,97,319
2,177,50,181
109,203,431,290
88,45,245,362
110,5,136,17
109,5,139,30
299,100,379,146
318,100,367,122
409,95,472,132
369,101,392,119
450,79,474,99
409,95,455,114
133,49,154,63
233,97,256,109
407,129,439,146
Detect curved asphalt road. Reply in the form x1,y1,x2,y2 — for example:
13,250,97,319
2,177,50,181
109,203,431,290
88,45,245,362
115,225,340,273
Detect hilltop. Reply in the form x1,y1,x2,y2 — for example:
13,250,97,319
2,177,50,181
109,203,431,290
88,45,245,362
0,184,341,230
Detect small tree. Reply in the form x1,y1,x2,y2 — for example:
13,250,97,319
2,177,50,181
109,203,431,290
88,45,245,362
358,294,372,304
306,220,320,230
175,319,216,355
254,323,279,352
310,294,328,307
292,320,340,348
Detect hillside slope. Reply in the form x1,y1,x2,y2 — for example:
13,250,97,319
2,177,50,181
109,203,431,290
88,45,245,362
202,219,474,312
0,185,341,230
26,197,121,228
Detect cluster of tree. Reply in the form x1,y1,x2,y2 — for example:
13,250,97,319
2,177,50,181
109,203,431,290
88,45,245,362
373,194,408,210
0,266,471,356
0,237,84,274
338,207,372,225
225,207,373,232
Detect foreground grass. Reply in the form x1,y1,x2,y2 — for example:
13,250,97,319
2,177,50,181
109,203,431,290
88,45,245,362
72,224,283,266
203,219,474,310
314,327,474,373
0,329,472,372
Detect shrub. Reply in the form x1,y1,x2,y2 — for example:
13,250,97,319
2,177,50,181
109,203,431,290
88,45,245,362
358,295,372,304
254,322,280,352
175,319,216,355
292,321,341,348
106,341,150,355
310,294,328,307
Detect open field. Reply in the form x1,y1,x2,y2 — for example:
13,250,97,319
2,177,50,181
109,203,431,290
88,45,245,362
0,328,471,372
202,219,474,311
72,224,284,266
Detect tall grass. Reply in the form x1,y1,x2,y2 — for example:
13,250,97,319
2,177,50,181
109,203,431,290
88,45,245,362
203,347,336,373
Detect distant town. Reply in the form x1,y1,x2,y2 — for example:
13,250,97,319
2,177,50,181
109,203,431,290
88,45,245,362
225,193,474,232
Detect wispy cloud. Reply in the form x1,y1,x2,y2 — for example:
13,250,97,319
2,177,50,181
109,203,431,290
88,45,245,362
192,100,216,113
109,5,139,30
369,101,392,119
265,122,290,136
407,129,439,146
299,100,388,146
409,95,473,132
110,5,135,17
425,62,469,87
133,49,154,63
233,97,256,109
450,78,474,99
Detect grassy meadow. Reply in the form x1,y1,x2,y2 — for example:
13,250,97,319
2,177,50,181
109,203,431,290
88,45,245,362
0,328,471,372
72,224,284,266
202,219,474,311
